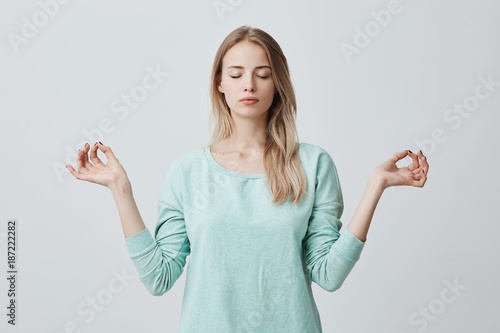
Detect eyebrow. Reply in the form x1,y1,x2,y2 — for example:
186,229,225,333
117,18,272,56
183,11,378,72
227,65,271,70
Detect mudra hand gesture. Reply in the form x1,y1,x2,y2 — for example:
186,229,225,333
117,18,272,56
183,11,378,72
372,150,429,190
66,142,129,190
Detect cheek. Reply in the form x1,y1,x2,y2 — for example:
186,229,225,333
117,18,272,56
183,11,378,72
264,83,276,98
223,85,236,100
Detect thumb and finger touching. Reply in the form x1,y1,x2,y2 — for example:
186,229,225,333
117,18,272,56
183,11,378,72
66,142,121,186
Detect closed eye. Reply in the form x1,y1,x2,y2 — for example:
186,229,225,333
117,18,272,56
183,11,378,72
230,75,269,79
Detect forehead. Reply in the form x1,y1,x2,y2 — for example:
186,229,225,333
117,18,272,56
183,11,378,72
223,41,270,69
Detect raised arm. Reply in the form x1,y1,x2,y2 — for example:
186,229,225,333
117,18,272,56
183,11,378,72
66,142,146,239
347,149,429,242
66,142,190,296
303,148,429,293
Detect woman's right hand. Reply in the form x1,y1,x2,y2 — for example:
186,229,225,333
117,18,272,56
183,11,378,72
66,142,129,190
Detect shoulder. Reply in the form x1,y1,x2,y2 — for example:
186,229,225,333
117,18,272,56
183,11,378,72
298,142,329,155
298,142,337,167
297,142,342,186
171,146,207,165
298,143,343,200
163,146,205,176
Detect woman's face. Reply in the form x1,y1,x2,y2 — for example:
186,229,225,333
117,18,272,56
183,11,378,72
217,40,277,119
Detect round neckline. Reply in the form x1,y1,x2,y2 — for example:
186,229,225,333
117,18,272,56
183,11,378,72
204,147,265,179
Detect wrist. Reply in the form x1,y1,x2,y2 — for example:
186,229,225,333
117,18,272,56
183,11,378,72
109,177,132,196
367,173,387,193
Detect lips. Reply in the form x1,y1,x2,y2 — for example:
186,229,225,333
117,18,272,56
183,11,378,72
239,97,259,102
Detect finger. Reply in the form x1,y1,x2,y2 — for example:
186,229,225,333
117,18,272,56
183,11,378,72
97,142,118,161
76,144,91,172
81,143,95,169
411,162,426,175
419,169,427,186
389,150,410,164
408,163,419,172
410,154,428,176
89,142,105,166
412,171,423,182
76,148,87,173
407,150,420,170
66,164,89,181
418,150,429,175
412,169,427,187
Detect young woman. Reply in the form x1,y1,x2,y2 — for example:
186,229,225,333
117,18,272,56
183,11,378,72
67,25,429,332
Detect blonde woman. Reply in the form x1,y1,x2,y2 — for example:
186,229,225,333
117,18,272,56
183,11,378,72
67,25,429,332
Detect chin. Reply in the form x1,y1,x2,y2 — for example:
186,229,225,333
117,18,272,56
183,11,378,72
232,108,268,118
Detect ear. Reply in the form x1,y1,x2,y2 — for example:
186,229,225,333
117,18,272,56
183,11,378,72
217,79,224,93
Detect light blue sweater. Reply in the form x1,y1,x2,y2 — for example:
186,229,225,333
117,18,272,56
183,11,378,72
124,142,367,332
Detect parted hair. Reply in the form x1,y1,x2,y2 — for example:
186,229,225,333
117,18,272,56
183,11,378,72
205,25,307,205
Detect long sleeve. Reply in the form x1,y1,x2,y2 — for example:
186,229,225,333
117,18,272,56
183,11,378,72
302,150,366,292
124,159,191,296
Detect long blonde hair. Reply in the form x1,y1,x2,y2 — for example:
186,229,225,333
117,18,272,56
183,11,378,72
205,25,307,205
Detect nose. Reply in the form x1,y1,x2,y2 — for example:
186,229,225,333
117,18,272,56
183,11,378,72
244,74,256,92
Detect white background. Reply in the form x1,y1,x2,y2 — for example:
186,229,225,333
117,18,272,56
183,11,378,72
1,0,499,332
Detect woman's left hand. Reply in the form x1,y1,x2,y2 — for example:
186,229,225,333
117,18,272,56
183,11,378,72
371,150,429,190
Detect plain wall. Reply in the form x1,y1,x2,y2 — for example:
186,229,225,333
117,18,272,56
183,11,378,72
0,0,498,332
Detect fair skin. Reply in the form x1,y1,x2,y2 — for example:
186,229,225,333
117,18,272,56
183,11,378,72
210,40,276,174
66,40,429,243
